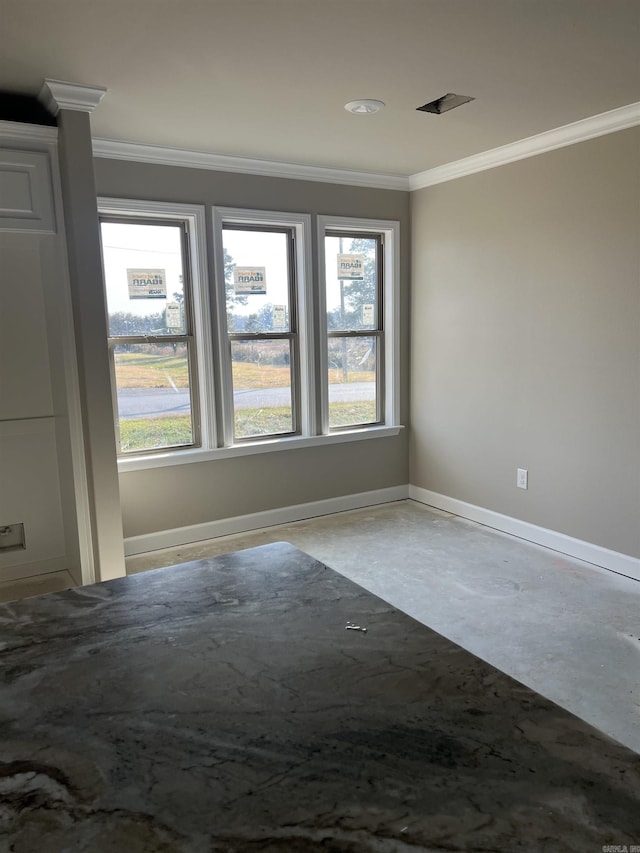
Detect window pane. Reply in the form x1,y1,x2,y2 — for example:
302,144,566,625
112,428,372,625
231,339,294,438
325,235,378,331
222,228,291,333
101,221,187,336
328,337,378,428
114,343,195,452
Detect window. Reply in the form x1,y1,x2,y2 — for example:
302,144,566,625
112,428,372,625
98,201,214,457
212,208,314,447
323,231,382,429
98,200,399,469
221,225,299,440
318,216,400,435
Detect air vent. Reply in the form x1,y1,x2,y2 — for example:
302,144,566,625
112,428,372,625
416,93,475,114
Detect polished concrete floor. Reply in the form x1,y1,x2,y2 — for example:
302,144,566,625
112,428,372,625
3,500,639,754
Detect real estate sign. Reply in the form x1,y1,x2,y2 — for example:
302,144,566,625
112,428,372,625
273,305,287,328
127,269,167,299
165,302,182,330
337,253,365,280
234,267,267,294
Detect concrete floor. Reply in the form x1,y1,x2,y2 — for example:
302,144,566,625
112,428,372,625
0,569,75,603
2,500,637,754
126,499,640,755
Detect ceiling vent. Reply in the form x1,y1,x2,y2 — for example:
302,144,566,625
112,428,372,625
416,93,475,114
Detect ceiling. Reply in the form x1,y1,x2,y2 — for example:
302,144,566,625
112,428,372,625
1,0,639,177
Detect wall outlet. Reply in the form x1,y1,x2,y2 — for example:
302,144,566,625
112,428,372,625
0,522,25,552
517,468,528,490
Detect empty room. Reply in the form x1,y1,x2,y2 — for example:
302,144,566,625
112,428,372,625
0,1,639,849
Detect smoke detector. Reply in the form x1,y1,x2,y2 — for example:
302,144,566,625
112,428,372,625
416,93,475,114
344,99,385,114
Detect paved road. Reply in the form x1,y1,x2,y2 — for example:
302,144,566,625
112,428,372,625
117,383,375,419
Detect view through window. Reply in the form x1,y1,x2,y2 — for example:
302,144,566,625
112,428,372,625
98,202,399,463
222,225,299,440
324,232,382,429
100,218,199,454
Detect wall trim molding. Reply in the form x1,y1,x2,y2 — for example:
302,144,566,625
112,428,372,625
409,485,640,583
0,556,69,584
409,101,640,190
0,120,58,145
92,137,410,191
124,483,640,583
39,79,107,115
124,485,410,556
90,102,640,192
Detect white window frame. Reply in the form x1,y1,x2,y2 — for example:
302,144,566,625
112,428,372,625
317,216,400,432
98,202,401,473
97,198,216,454
212,207,315,447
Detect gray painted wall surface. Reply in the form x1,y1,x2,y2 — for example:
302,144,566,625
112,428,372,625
94,160,410,538
411,127,640,558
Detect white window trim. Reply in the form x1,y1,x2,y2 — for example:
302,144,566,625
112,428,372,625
97,198,216,451
317,215,401,432
212,206,314,446
97,202,402,472
116,425,402,471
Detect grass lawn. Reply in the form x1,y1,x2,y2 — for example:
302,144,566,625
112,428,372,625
119,402,377,451
115,352,374,389
119,415,194,452
115,352,191,389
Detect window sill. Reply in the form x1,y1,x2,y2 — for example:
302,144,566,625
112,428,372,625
117,425,404,473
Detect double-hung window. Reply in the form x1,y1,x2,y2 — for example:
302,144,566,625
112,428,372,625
98,200,399,469
318,216,400,435
224,226,298,440
212,208,313,446
322,230,383,429
98,200,214,457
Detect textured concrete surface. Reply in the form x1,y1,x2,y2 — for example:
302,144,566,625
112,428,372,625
0,570,75,604
1,542,639,851
127,500,640,754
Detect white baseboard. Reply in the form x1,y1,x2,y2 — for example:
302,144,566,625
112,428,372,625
0,556,69,584
124,481,640,583
124,485,410,556
409,485,640,582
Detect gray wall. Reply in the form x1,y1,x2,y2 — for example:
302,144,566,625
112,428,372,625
94,160,410,538
411,127,640,559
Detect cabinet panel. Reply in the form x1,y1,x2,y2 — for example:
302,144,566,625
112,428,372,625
0,234,54,420
0,418,66,580
0,150,56,233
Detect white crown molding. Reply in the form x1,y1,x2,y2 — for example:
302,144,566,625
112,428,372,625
409,101,640,190
39,79,107,115
89,101,640,192
92,137,410,191
0,120,57,145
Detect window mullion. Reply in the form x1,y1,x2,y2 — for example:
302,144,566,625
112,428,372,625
211,208,235,447
107,340,122,453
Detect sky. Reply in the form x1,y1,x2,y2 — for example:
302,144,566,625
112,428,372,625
100,221,372,322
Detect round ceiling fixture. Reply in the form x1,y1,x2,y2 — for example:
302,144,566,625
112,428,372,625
344,99,385,114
